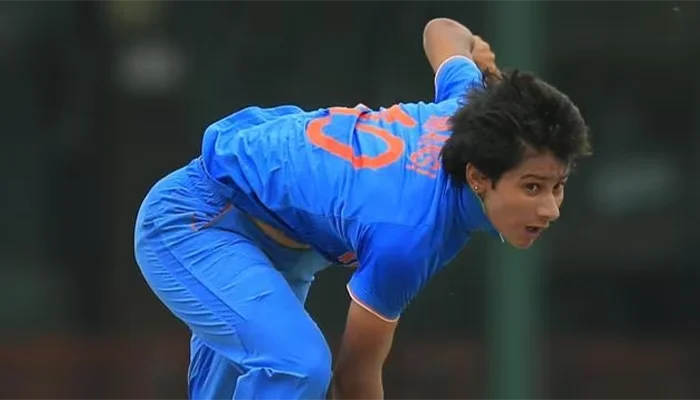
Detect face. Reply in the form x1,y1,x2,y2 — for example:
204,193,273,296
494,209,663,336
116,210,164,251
466,151,569,249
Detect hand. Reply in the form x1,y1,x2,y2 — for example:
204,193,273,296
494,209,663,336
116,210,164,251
472,35,502,83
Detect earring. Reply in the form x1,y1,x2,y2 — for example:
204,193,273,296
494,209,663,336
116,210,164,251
473,185,479,191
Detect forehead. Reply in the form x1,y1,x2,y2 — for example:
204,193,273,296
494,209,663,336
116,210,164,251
506,152,570,181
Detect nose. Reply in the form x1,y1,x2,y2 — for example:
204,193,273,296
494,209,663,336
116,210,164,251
537,195,560,222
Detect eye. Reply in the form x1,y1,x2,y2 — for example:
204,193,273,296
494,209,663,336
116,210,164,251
525,183,540,194
554,182,566,193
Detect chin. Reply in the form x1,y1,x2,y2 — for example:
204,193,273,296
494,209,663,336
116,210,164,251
506,237,536,250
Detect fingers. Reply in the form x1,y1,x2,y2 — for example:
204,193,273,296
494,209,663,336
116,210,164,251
472,35,500,80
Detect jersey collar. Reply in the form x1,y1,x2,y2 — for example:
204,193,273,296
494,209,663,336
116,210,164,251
459,184,505,242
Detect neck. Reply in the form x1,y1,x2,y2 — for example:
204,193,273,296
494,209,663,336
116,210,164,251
457,183,503,242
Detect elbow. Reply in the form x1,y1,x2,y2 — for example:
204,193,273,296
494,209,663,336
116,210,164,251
333,359,357,384
424,18,457,31
331,368,351,395
423,18,475,72
423,18,467,43
332,365,374,396
333,357,376,385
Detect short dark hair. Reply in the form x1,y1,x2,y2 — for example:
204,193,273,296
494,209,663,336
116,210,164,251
441,70,592,185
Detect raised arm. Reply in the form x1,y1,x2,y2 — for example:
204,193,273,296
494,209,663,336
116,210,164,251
423,18,476,73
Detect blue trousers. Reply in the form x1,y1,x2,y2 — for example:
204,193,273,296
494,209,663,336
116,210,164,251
134,159,332,399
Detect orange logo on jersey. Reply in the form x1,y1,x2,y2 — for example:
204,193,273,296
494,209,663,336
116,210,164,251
422,115,451,133
337,251,358,267
406,132,449,179
305,105,417,170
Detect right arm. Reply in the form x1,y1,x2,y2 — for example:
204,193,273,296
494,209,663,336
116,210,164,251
423,18,500,102
423,18,476,73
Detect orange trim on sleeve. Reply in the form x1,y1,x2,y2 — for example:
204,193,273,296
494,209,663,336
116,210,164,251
346,284,399,323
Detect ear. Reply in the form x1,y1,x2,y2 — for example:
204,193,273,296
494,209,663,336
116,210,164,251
465,163,490,192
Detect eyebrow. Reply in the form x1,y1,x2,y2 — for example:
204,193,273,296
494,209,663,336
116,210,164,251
520,173,569,181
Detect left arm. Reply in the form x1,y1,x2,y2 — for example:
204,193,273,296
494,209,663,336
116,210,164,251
332,299,397,399
332,224,435,399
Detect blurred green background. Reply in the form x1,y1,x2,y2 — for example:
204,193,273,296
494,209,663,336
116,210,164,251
1,1,699,398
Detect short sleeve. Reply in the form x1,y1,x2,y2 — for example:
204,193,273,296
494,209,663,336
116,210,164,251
346,224,437,322
434,56,484,103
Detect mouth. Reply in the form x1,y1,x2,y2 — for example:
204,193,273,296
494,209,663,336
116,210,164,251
525,225,545,238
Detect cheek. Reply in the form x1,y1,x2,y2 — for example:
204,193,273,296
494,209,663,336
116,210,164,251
486,192,523,220
489,193,534,221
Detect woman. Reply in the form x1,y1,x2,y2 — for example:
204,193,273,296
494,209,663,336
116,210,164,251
134,17,591,400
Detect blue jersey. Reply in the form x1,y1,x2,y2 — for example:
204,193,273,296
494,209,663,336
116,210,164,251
200,56,501,321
